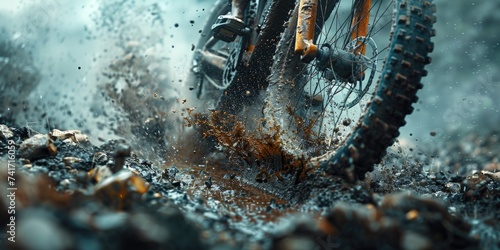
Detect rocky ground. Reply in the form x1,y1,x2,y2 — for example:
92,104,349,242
0,123,498,250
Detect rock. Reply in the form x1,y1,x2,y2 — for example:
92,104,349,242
271,220,324,250
445,182,461,193
113,143,131,172
94,170,149,210
319,193,480,249
49,129,89,144
63,156,83,167
205,176,212,189
47,141,57,156
16,209,72,250
60,179,71,187
0,124,14,140
19,134,51,160
93,212,127,231
402,231,431,250
480,170,500,181
93,152,109,165
88,165,113,183
168,166,179,178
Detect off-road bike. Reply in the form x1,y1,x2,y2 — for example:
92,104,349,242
185,0,436,181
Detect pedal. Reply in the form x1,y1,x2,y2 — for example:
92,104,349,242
211,14,248,42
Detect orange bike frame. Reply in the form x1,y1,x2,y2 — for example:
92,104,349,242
295,0,319,62
351,0,371,55
295,0,371,61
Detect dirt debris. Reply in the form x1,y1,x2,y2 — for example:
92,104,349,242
0,124,499,249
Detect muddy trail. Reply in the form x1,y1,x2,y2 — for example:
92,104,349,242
0,123,498,249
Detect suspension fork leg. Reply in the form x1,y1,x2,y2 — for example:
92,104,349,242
351,0,371,55
295,0,319,63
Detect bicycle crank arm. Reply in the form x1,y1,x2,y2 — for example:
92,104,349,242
195,50,226,81
198,50,226,71
191,49,227,98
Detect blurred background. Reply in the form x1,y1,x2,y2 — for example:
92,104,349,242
0,0,498,162
402,0,499,155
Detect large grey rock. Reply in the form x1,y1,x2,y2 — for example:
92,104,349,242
17,209,71,250
18,134,50,160
0,124,13,140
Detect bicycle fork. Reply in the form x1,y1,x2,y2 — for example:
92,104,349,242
295,0,372,82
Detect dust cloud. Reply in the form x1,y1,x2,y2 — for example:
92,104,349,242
0,0,498,162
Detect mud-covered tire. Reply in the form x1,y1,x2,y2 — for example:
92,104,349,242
189,0,437,182
314,0,437,180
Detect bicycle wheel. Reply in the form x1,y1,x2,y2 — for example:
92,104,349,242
264,0,436,180
184,0,275,110
184,0,231,108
